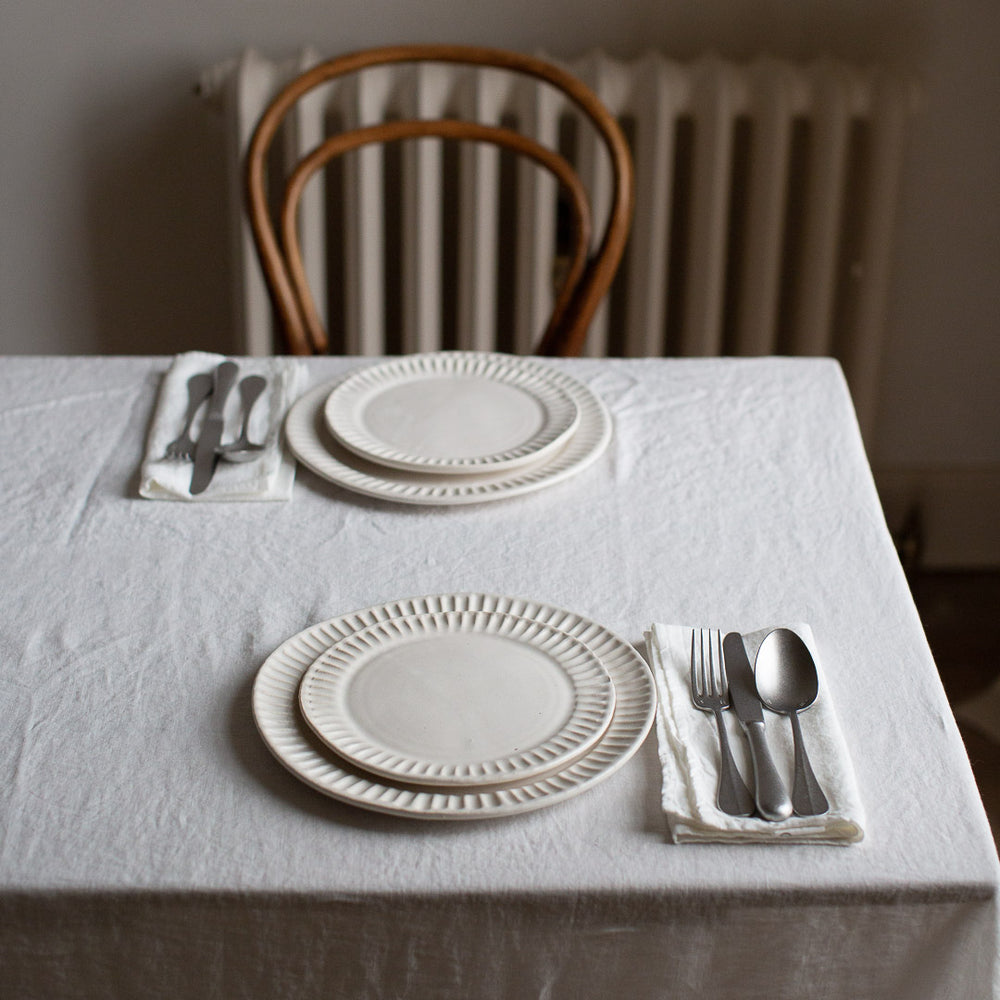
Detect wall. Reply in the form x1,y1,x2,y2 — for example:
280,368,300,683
2,0,998,564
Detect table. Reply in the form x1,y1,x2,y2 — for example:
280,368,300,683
1,355,996,999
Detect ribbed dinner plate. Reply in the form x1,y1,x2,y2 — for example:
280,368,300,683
252,594,657,820
297,608,616,788
323,352,580,475
283,356,611,506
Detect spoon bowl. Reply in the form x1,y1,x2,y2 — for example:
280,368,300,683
755,629,819,714
754,628,829,816
220,443,265,463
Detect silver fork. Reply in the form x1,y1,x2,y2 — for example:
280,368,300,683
163,372,213,460
690,628,755,816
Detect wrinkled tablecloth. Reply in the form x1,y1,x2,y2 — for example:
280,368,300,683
1,355,996,1000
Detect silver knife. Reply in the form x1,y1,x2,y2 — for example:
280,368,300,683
723,632,793,821
190,361,239,495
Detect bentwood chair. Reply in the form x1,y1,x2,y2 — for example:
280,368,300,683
244,44,634,357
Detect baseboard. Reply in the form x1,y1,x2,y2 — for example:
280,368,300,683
874,464,1000,569
956,678,1000,743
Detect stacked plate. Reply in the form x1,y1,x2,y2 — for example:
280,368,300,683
252,593,657,819
283,352,612,505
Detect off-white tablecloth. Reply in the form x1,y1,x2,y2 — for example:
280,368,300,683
1,356,996,1000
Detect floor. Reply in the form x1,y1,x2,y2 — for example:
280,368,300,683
909,569,1000,847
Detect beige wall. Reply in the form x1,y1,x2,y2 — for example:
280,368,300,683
2,0,998,563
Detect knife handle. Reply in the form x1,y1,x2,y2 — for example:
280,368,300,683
207,361,239,417
744,720,793,821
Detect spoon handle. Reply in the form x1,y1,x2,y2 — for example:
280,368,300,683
236,375,267,437
790,711,829,816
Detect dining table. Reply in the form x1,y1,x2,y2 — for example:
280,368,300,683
1,353,997,1000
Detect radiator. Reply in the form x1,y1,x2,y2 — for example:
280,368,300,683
199,48,917,436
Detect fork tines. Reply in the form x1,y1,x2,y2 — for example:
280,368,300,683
690,628,727,706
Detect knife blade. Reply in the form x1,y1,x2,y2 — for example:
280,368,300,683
190,361,239,495
723,631,793,821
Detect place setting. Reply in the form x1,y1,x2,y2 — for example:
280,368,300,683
140,350,610,506
252,592,658,820
283,351,613,505
252,595,865,838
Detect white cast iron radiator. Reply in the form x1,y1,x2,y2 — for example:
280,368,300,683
199,49,917,436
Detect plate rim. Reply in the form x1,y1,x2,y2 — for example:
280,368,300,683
322,352,581,475
252,593,657,820
296,608,617,788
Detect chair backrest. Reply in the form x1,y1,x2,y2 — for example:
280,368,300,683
245,44,634,356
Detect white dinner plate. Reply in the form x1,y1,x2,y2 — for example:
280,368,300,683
323,352,580,475
252,594,657,820
297,608,616,787
284,359,611,506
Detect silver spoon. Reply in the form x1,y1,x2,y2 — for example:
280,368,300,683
219,375,267,462
754,628,829,816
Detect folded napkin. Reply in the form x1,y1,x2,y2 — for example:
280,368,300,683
140,351,306,502
645,622,865,844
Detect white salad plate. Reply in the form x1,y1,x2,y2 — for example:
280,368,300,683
297,608,616,788
252,594,657,820
283,358,611,506
323,352,580,475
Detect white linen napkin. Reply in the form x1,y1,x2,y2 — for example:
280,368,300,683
140,351,307,502
645,622,865,844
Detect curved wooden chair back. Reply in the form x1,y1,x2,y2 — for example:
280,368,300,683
245,45,634,356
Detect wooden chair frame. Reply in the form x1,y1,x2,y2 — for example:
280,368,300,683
245,44,634,356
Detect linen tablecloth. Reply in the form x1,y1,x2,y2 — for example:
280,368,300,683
1,355,996,999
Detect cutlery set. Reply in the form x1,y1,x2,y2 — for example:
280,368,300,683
691,627,828,820
162,361,268,494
